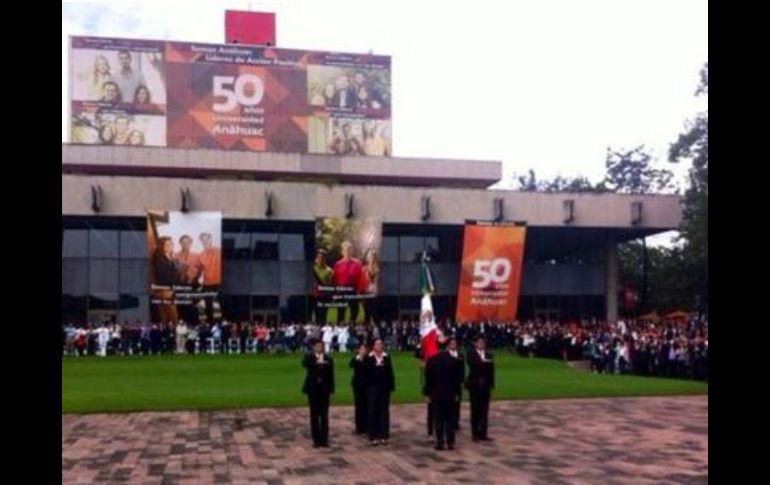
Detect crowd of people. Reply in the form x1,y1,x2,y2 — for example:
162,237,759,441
61,316,707,381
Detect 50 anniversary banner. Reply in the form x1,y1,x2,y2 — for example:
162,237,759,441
69,36,391,156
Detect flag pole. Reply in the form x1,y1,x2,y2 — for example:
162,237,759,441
418,249,436,392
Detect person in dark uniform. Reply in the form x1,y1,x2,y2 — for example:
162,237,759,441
446,336,465,431
416,342,435,442
425,368,435,441
365,338,395,446
466,335,495,442
302,338,335,448
349,343,369,435
424,341,464,450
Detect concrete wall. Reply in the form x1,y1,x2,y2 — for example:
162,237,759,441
63,174,683,229
62,145,502,188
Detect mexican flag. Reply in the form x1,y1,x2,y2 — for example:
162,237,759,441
419,252,439,361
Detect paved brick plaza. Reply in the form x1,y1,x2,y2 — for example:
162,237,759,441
62,395,707,484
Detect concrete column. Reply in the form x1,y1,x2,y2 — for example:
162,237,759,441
605,242,619,323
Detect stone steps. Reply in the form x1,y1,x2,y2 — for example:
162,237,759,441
567,360,592,372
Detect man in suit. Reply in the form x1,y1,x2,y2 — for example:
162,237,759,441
302,338,335,448
424,339,464,450
446,336,465,431
466,335,495,442
331,75,356,109
349,343,369,435
416,341,435,442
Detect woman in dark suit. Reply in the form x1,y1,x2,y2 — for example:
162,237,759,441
349,343,369,435
365,338,395,446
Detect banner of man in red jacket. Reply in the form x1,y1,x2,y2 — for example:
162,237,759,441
312,217,382,323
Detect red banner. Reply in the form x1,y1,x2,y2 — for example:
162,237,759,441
69,36,391,155
225,11,276,46
455,224,526,322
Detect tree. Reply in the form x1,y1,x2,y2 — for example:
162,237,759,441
619,241,695,314
508,63,707,316
669,62,708,314
515,169,538,191
511,145,674,195
602,145,675,194
619,62,708,316
512,170,602,193
540,175,599,193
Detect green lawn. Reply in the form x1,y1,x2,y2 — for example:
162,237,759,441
62,352,708,414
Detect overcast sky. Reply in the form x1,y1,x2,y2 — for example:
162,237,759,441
62,0,707,245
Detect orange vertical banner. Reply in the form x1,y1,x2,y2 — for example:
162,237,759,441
455,223,526,322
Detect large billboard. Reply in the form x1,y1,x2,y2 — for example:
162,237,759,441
147,211,222,325
455,223,526,322
69,36,391,156
313,217,382,323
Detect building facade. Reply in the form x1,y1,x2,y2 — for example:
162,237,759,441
62,145,681,325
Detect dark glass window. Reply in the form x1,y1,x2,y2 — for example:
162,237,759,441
222,260,250,293
280,262,307,295
251,261,280,294
62,259,88,295
381,236,398,262
89,230,119,258
62,295,87,324
279,234,304,261
120,230,147,258
399,236,424,262
223,232,251,260
62,230,88,258
380,263,399,295
252,233,279,260
89,259,119,294
119,259,148,294
118,294,148,324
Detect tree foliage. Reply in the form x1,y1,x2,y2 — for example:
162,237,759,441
602,145,675,194
668,62,708,313
510,62,707,314
512,146,674,195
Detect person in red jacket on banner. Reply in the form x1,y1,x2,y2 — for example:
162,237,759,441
332,241,363,322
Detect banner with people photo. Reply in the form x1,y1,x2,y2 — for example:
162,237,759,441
146,211,222,325
69,36,391,155
455,223,527,322
70,37,167,147
308,117,391,156
313,217,382,324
